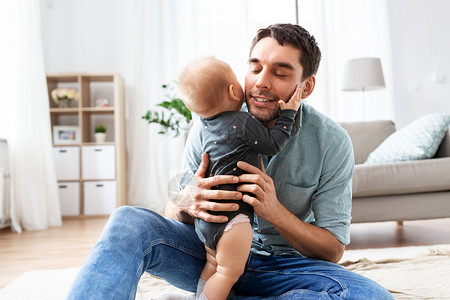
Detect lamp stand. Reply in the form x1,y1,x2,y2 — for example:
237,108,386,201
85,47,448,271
361,87,367,121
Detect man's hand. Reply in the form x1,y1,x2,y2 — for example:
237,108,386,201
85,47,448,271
181,153,241,223
236,157,284,223
236,156,345,262
278,85,301,111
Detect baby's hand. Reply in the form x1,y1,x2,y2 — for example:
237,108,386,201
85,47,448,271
278,86,302,111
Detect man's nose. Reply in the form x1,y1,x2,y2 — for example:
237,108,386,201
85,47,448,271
255,70,271,90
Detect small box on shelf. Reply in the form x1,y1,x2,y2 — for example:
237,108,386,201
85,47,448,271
82,145,116,180
53,146,80,180
58,182,80,216
84,181,117,215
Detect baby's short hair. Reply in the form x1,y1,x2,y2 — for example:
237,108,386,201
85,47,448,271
178,56,232,113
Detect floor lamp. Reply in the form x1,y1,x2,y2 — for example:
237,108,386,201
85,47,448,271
342,57,386,120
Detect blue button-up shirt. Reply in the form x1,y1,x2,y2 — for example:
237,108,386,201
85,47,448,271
181,103,354,257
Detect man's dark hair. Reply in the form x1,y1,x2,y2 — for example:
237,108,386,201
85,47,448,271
250,23,321,81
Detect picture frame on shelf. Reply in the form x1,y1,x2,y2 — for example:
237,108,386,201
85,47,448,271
53,125,80,145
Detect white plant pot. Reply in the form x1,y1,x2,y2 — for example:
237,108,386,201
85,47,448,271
94,133,106,143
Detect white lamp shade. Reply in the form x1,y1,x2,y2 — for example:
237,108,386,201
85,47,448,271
342,57,386,91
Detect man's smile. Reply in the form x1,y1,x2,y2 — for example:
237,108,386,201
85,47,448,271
249,91,279,108
254,97,272,103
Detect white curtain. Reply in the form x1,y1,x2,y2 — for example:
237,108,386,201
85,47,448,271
0,0,61,232
297,0,394,122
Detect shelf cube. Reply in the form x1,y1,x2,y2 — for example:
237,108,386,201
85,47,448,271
53,146,80,180
83,180,116,215
58,182,80,216
81,145,115,179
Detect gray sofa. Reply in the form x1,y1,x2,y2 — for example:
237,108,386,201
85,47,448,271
340,120,450,223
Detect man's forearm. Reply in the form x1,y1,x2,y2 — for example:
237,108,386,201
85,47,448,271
164,200,195,225
271,205,345,263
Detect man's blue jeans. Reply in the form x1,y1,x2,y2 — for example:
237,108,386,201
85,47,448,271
67,206,394,300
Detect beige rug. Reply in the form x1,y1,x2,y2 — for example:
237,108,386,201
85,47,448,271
339,245,450,300
1,245,449,300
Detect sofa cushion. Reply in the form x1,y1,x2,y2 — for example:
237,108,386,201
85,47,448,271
352,157,450,197
364,114,450,165
339,120,396,164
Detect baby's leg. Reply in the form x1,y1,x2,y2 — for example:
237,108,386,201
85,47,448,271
202,222,253,300
200,247,217,281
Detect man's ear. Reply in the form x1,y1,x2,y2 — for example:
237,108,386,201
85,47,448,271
228,84,241,101
300,75,316,99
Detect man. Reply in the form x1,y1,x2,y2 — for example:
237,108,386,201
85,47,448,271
67,24,393,299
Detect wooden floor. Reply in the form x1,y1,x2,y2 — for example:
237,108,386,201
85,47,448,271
1,217,450,289
0,217,108,289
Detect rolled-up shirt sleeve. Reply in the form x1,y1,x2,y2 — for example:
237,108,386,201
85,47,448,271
311,133,354,245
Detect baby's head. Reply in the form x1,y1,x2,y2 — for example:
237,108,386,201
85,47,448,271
178,57,244,118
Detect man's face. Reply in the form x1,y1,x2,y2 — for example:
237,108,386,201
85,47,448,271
245,37,304,127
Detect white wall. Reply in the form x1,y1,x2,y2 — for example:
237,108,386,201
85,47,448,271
40,0,450,130
40,0,136,106
387,0,450,128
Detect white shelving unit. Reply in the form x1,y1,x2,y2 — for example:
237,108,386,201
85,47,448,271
47,73,127,216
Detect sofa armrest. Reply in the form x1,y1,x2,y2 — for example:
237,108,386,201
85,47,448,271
435,129,450,158
353,157,450,198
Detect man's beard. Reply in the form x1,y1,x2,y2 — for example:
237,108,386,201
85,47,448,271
251,105,279,124
245,91,280,124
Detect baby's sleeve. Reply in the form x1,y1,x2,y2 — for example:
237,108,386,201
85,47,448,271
244,109,297,155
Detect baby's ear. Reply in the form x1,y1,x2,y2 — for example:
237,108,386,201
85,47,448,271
228,84,241,101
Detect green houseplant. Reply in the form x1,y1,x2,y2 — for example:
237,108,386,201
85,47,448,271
94,124,107,143
95,124,106,133
142,83,192,137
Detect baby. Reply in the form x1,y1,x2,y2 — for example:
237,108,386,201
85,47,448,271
178,56,301,300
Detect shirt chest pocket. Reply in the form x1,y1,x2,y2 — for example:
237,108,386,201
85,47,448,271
276,181,316,216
